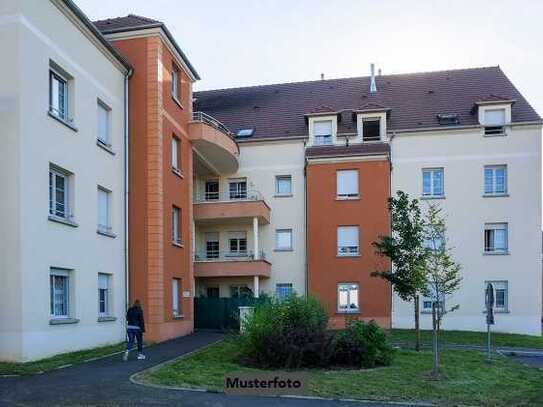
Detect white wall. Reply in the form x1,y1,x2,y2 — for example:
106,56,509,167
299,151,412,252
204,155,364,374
0,0,127,361
391,125,542,335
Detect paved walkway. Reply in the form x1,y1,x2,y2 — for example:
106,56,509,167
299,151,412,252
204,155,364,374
0,332,421,407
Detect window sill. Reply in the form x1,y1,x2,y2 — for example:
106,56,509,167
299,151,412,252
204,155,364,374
420,195,445,200
335,311,361,315
483,133,506,138
483,251,510,256
172,167,184,179
173,314,184,320
172,95,184,109
97,140,116,155
97,316,117,322
483,193,509,198
97,229,117,238
48,215,79,228
336,196,360,201
274,194,293,198
274,248,293,252
172,241,184,248
483,310,510,314
47,110,78,132
336,254,361,258
50,318,80,325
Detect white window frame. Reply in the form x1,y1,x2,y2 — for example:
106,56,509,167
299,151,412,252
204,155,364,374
478,104,511,136
336,170,359,199
97,187,111,233
50,268,70,319
484,165,507,196
171,136,180,172
171,65,179,100
276,283,293,299
172,206,181,244
337,283,359,313
275,175,292,196
172,278,181,316
313,119,333,145
485,280,509,313
337,226,359,256
357,112,387,143
98,273,110,317
97,100,111,146
228,231,248,256
49,68,69,121
309,116,336,146
484,223,508,254
204,232,220,259
275,229,293,251
49,166,71,220
422,168,444,198
228,178,247,200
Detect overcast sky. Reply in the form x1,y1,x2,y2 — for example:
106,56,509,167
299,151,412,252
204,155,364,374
75,0,543,116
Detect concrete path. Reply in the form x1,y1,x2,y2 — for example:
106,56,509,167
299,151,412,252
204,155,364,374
0,332,423,407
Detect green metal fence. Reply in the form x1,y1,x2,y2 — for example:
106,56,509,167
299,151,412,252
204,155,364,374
194,297,267,330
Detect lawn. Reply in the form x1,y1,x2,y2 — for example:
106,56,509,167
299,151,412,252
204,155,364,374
389,329,543,349
138,338,543,406
0,342,124,376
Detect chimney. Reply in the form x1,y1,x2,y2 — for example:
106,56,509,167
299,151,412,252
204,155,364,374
378,68,382,76
369,63,377,93
320,73,325,80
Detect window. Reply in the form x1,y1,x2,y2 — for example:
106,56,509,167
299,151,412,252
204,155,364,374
229,178,247,200
172,278,181,316
49,69,68,120
422,287,445,313
337,226,359,256
207,287,219,298
172,206,181,244
205,179,219,200
204,232,219,259
98,273,110,316
275,229,293,251
230,285,252,298
171,64,179,100
337,170,359,198
49,166,70,219
97,187,111,233
97,101,110,146
362,118,380,141
484,223,508,254
313,120,333,145
50,268,70,318
483,109,506,135
236,128,255,138
338,283,359,313
171,136,180,172
485,281,508,312
422,168,444,197
228,231,247,256
275,175,292,196
423,225,444,251
276,283,293,299
484,165,507,195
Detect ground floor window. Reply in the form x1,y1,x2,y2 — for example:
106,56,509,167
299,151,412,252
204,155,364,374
98,273,110,316
206,286,220,298
172,278,181,316
337,283,359,313
276,283,293,299
230,285,253,298
50,268,70,318
485,280,508,312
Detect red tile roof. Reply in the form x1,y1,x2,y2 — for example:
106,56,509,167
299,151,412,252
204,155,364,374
194,67,541,140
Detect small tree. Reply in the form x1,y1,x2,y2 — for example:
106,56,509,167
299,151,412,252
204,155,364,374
422,202,462,377
373,191,428,351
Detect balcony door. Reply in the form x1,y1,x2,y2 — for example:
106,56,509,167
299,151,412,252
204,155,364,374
229,178,247,200
204,232,219,259
205,179,219,201
228,231,247,258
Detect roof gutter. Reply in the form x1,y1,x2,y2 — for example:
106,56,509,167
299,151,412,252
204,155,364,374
389,120,543,135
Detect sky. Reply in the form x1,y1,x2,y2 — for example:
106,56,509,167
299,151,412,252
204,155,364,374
74,0,543,117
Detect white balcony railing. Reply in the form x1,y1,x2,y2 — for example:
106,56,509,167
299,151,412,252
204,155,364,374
194,250,267,262
193,189,264,203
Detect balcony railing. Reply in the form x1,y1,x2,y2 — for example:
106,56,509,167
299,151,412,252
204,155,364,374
192,111,234,138
194,250,267,262
194,189,264,203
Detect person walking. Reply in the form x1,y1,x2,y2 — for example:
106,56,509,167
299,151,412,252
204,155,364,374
123,299,146,361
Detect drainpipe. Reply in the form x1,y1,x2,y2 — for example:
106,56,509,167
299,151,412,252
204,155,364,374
303,139,308,297
124,68,133,311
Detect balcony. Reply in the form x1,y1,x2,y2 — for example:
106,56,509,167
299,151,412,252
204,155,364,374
189,112,239,174
194,250,271,278
193,190,271,225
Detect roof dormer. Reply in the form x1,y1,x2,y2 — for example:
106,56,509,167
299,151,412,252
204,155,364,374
475,96,515,137
355,104,390,143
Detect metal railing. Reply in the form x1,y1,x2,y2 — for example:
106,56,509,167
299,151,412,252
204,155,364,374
194,250,267,262
193,189,264,203
192,111,234,138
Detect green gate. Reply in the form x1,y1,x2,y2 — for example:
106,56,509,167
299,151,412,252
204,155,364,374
194,297,267,330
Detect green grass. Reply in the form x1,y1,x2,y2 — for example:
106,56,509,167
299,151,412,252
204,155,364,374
389,329,543,349
139,338,543,406
0,342,124,376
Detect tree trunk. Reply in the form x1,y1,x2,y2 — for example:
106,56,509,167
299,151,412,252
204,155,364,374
432,303,439,376
414,295,420,352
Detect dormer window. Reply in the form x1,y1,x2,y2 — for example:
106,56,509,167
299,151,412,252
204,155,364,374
357,111,387,143
362,118,381,141
313,120,333,145
483,108,506,136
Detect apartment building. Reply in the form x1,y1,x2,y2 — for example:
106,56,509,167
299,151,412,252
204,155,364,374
195,66,542,335
0,0,131,361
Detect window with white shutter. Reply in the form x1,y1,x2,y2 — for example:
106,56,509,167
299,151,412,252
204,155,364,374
313,120,333,145
337,226,359,256
337,170,359,198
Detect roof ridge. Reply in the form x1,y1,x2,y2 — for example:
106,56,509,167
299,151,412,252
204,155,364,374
93,14,161,25
195,66,501,94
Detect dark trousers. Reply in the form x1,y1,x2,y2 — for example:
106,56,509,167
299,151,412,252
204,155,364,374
126,328,143,353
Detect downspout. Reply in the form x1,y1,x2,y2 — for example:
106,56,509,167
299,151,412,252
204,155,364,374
303,139,309,297
124,68,133,311
388,131,396,328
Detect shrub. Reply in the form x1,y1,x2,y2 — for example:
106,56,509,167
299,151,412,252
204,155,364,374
239,295,329,369
332,319,394,368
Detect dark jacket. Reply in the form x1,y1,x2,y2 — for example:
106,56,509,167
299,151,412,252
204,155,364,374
126,305,145,332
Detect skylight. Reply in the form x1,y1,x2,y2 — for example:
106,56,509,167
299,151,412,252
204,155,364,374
236,128,255,137
437,114,460,126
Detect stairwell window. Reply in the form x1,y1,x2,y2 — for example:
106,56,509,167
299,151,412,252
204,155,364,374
97,100,111,146
50,268,71,319
337,170,359,199
338,283,359,313
98,273,111,317
275,229,293,251
172,278,181,317
483,109,506,136
171,136,180,174
313,120,333,145
484,165,507,195
422,168,444,198
49,165,72,221
172,206,181,245
275,175,292,196
484,223,508,254
171,64,180,103
97,187,112,234
337,226,359,256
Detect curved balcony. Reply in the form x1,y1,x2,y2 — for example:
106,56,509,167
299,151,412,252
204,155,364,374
194,250,271,278
189,112,239,174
